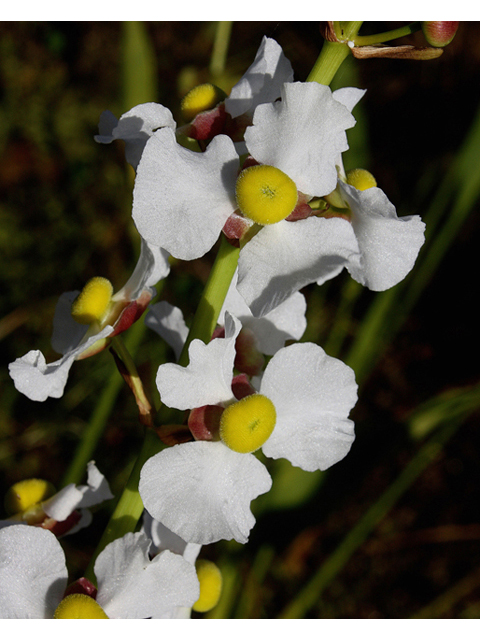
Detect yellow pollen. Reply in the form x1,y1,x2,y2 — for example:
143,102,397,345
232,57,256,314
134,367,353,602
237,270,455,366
219,394,276,454
70,277,113,325
180,83,227,121
346,168,377,191
54,594,109,619
4,478,56,516
235,165,298,225
193,560,223,613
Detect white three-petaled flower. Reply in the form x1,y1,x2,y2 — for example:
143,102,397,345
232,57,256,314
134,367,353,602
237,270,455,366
9,238,169,401
139,313,357,545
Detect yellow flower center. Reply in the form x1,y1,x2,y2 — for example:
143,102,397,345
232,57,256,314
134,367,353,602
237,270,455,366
235,165,298,225
193,560,223,613
219,394,276,454
54,594,109,619
4,478,56,515
70,277,113,325
346,168,377,191
180,83,226,121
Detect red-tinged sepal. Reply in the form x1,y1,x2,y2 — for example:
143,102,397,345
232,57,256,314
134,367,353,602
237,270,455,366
63,577,98,600
222,212,254,246
188,405,224,441
41,509,82,537
184,103,227,141
232,373,257,400
286,195,314,221
234,327,265,377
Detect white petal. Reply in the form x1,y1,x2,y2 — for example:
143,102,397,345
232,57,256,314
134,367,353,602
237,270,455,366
246,291,307,355
245,82,356,196
261,343,357,471
141,512,201,565
225,36,294,118
8,349,76,402
114,237,170,302
0,525,67,618
155,312,241,409
139,441,272,545
145,301,189,362
333,87,366,112
340,182,426,291
219,269,253,323
132,128,239,260
43,485,83,522
95,103,176,169
77,460,114,509
221,270,307,354
51,291,88,355
95,532,199,618
43,461,113,521
9,325,114,402
237,217,359,317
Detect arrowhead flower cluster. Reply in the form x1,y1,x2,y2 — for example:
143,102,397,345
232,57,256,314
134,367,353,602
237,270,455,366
4,30,429,618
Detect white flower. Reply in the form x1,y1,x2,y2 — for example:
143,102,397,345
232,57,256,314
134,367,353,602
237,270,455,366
139,313,357,545
0,461,113,536
9,238,169,401
0,525,199,619
132,80,361,314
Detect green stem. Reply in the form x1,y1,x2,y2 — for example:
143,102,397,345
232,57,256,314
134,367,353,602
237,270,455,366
307,22,363,86
353,22,421,47
178,235,240,366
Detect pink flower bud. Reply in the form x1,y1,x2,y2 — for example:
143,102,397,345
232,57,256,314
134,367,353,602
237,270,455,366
422,22,459,47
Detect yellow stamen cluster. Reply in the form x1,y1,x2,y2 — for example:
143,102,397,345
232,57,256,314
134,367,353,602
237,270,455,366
180,83,227,122
53,594,109,619
192,560,223,613
219,394,276,454
4,478,56,515
346,168,377,191
70,277,113,325
235,165,298,226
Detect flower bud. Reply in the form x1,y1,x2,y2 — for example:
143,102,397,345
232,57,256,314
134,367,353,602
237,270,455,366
422,22,459,47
